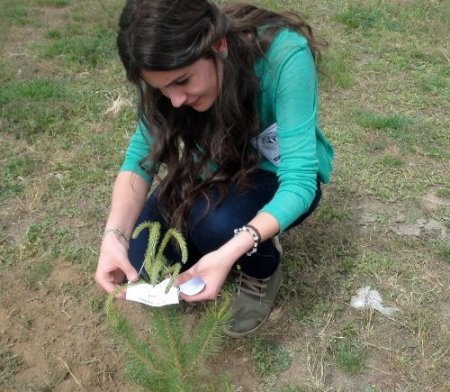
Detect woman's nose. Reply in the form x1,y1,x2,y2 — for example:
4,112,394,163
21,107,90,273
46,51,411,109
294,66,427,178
168,90,187,108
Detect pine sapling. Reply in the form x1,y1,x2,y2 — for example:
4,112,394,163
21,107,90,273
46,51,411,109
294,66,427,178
105,221,232,391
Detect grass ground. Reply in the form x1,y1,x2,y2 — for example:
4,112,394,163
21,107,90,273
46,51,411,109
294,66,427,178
1,0,449,391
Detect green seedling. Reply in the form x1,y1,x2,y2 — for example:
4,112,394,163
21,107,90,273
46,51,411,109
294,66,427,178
104,222,232,391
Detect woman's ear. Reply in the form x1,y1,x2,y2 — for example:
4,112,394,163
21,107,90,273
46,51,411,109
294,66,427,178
212,36,228,59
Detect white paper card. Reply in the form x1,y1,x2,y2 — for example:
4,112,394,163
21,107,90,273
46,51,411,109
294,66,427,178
126,278,179,307
250,123,281,166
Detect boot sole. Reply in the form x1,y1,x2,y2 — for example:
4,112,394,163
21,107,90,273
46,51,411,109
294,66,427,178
223,312,271,338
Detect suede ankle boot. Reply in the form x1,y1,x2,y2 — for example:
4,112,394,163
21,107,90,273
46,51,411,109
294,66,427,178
224,264,282,338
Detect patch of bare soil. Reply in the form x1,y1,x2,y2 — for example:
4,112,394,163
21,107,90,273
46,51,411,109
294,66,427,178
0,262,129,391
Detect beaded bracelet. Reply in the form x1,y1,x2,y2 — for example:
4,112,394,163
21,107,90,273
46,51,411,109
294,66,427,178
233,225,261,256
103,228,130,249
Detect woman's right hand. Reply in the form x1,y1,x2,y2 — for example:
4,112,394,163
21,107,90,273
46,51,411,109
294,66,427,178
95,234,139,298
95,171,149,297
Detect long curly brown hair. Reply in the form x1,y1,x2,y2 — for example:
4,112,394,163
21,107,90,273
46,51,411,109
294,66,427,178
117,0,323,232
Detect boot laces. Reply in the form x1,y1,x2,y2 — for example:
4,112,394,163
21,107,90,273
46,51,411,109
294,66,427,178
237,272,269,301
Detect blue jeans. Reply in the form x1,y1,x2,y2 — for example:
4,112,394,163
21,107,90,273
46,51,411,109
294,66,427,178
128,170,321,279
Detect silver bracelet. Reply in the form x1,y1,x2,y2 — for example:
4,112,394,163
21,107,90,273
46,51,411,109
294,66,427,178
103,228,130,249
233,225,261,256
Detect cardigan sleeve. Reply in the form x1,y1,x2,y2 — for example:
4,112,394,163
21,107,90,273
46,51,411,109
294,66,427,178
258,32,320,232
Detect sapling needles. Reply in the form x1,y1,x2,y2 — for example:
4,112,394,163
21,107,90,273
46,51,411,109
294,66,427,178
105,221,231,391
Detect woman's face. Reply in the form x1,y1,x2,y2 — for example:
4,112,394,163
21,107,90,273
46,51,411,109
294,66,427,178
140,58,222,112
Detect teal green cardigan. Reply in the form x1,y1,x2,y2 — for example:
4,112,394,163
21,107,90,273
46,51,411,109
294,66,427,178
120,29,334,232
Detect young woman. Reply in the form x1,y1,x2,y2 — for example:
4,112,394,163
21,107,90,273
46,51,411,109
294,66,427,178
95,0,334,338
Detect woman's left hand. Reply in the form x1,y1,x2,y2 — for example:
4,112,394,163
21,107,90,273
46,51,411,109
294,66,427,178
175,250,235,302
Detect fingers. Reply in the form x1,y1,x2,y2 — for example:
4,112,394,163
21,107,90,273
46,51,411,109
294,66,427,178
115,287,127,299
180,293,206,302
123,263,139,283
174,270,194,287
179,285,218,302
180,292,217,302
95,272,128,300
95,255,138,295
96,277,116,294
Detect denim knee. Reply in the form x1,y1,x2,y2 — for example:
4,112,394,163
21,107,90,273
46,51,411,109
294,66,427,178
189,206,243,254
